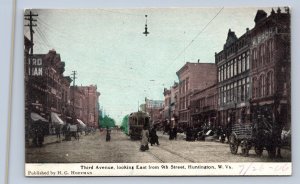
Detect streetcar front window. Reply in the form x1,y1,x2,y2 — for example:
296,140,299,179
145,117,149,127
138,116,144,125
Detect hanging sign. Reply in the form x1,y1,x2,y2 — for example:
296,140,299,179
28,55,43,76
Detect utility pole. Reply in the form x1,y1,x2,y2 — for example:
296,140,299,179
87,87,90,126
24,11,38,54
71,71,77,117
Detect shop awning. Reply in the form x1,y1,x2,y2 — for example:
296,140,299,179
51,112,64,125
77,119,86,128
31,112,48,122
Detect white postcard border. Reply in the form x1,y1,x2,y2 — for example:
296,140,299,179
25,162,292,176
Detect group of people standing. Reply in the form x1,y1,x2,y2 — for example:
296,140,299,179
140,125,179,151
140,125,160,151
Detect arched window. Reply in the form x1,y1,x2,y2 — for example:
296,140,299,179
266,72,270,96
259,74,265,97
269,71,274,95
260,44,265,66
269,39,274,62
252,77,257,98
265,42,269,63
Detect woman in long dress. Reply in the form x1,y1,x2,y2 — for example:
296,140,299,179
140,125,149,151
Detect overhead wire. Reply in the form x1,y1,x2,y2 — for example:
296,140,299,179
173,7,224,62
31,8,224,99
35,26,52,48
160,7,224,75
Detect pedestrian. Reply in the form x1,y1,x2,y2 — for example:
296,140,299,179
140,124,149,151
34,120,45,147
55,124,62,142
226,117,232,143
149,126,159,146
169,127,174,140
173,126,178,140
186,127,192,141
106,126,111,142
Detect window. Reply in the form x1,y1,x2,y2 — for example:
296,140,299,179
260,44,264,66
259,74,265,97
228,62,231,78
218,68,221,82
224,86,227,104
230,60,234,78
238,56,242,74
262,75,265,97
231,83,234,102
240,56,244,73
266,71,274,95
186,78,189,92
252,49,257,69
237,80,241,102
269,39,273,62
246,77,250,100
233,82,237,101
233,59,237,76
225,64,228,80
218,88,221,105
221,65,224,81
246,52,250,70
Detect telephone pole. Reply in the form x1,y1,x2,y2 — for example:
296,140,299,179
71,71,77,116
24,10,38,54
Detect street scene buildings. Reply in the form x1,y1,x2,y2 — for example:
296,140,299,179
25,7,291,165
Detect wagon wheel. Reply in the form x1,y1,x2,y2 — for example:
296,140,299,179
229,134,239,154
267,145,276,159
254,146,263,156
241,139,250,157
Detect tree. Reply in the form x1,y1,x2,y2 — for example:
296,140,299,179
120,115,129,135
99,115,116,128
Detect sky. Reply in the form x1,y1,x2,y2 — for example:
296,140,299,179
24,7,274,124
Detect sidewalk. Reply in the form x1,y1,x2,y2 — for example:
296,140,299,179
27,132,88,147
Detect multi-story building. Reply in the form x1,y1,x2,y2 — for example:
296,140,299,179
190,84,218,128
163,88,171,122
161,82,179,128
70,85,101,128
170,82,179,124
25,49,72,135
70,86,86,121
145,98,164,124
176,61,217,129
80,85,101,128
250,8,291,130
215,28,251,127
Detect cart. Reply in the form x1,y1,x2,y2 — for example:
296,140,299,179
229,121,278,158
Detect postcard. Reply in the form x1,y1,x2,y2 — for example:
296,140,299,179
24,7,291,176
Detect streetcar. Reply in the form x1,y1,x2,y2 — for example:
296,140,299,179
128,111,150,140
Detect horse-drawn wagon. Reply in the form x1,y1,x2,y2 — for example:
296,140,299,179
229,118,281,158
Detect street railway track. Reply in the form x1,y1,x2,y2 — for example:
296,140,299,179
146,145,196,163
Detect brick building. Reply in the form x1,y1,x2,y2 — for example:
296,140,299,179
70,85,101,128
176,62,217,128
190,84,218,128
25,49,72,134
161,82,179,128
250,8,291,130
145,98,164,124
170,82,179,125
163,88,171,122
80,85,101,128
215,28,251,127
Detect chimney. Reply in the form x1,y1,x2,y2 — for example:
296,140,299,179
197,59,200,63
